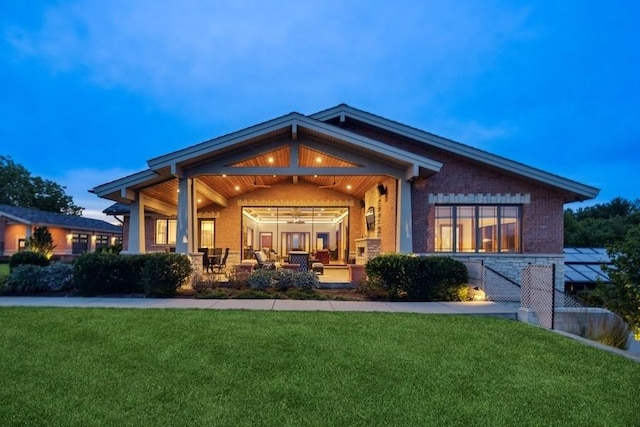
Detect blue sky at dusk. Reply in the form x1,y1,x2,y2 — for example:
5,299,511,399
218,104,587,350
1,1,638,220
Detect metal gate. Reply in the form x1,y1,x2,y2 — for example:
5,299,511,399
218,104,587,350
521,264,555,329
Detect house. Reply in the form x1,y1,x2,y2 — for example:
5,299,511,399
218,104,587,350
0,204,122,259
92,104,598,289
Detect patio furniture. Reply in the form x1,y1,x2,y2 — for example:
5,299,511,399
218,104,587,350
315,249,330,264
197,247,211,273
312,262,324,275
211,247,229,273
288,251,309,271
254,250,276,269
281,263,300,272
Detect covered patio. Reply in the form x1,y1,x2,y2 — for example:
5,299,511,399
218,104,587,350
93,112,441,270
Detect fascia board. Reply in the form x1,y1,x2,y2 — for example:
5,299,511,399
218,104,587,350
147,113,304,170
0,212,30,225
92,169,160,197
313,105,599,199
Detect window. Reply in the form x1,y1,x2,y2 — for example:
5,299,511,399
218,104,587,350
155,219,177,245
435,205,521,253
200,220,215,248
72,233,89,254
95,235,110,251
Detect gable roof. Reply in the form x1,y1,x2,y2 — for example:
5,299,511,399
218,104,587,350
0,204,122,233
311,104,600,201
92,103,599,203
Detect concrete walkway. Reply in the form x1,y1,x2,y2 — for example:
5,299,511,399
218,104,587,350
0,296,519,318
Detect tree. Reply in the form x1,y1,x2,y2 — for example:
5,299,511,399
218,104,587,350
564,197,640,247
0,155,83,215
585,224,640,334
26,226,56,259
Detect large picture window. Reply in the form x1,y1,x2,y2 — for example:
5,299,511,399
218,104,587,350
435,205,521,253
155,219,177,245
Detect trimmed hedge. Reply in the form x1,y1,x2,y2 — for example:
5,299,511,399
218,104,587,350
9,251,49,270
73,253,192,297
365,254,469,301
73,253,146,296
142,253,192,297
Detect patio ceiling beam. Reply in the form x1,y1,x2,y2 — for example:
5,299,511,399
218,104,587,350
195,179,228,208
142,195,176,216
188,139,292,170
209,165,404,177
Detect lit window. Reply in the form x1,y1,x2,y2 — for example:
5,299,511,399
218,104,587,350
434,205,521,253
155,219,177,245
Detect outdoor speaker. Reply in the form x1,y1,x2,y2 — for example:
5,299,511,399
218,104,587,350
359,199,366,208
377,184,387,196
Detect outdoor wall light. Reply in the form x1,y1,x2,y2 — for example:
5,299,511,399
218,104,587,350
472,286,486,301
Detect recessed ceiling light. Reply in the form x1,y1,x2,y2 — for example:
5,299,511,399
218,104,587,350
268,157,274,163
235,186,240,191
346,185,352,190
197,199,202,203
316,157,322,163
222,174,227,178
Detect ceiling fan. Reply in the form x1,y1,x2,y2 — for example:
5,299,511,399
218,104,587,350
318,176,338,189
252,176,271,188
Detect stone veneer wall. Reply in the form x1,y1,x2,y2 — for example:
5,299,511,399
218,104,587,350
355,238,381,265
417,253,565,291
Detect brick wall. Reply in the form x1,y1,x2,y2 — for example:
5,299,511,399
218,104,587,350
341,118,566,255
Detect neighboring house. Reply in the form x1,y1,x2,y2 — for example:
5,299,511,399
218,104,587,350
564,247,611,293
92,104,598,289
0,204,122,259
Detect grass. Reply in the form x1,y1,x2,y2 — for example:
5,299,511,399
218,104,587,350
0,309,639,426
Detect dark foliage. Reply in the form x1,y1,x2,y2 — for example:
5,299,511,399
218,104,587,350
565,197,640,247
0,155,83,215
141,253,192,297
73,253,146,296
365,254,469,301
9,251,49,270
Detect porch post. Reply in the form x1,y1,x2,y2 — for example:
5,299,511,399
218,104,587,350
124,192,145,254
397,179,413,253
176,177,194,254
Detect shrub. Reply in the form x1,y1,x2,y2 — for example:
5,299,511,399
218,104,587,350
226,266,251,289
365,254,469,301
141,253,192,297
191,272,219,294
42,263,74,292
355,279,391,300
9,251,49,270
5,265,47,294
73,253,146,296
247,269,276,290
273,269,296,291
293,271,320,290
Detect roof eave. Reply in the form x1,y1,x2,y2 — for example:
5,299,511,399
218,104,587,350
312,104,599,201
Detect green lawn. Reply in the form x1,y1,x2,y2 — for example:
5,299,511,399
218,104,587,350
0,309,638,426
